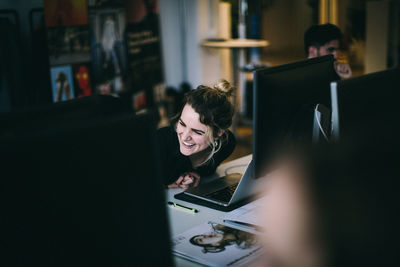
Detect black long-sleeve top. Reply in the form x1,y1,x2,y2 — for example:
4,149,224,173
157,126,236,185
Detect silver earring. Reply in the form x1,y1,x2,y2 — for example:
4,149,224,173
214,140,218,147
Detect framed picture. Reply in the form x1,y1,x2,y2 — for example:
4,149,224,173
47,25,91,66
72,63,93,98
50,65,75,102
89,6,127,93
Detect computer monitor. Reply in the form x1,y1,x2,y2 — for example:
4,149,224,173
253,55,339,178
0,111,173,266
330,67,400,142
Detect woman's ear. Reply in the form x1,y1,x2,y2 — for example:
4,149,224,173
215,130,224,140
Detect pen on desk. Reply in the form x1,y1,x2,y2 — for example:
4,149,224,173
223,219,263,232
167,201,199,213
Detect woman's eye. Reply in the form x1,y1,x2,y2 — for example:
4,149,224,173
179,120,185,126
193,131,203,135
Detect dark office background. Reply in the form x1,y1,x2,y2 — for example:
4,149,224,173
1,0,400,113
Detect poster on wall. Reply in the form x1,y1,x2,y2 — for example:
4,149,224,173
88,0,128,95
44,0,91,66
43,0,164,105
125,0,164,108
72,63,92,98
47,25,91,66
50,65,75,102
44,0,92,102
44,0,88,28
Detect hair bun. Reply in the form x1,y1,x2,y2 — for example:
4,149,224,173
213,79,234,97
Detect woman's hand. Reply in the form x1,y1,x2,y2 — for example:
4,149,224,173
168,172,200,189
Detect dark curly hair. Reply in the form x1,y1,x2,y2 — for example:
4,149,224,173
189,235,227,253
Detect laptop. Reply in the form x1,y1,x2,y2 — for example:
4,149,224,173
177,159,256,209
175,103,330,210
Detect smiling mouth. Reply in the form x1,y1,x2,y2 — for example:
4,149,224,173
182,140,195,148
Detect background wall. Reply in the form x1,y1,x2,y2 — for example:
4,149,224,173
0,0,43,39
261,0,313,56
158,0,184,89
159,0,223,89
0,0,47,110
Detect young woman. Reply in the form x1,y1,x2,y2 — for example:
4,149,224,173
157,80,236,189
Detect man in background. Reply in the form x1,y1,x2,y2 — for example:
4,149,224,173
304,23,352,79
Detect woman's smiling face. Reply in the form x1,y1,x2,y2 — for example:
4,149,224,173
176,104,210,156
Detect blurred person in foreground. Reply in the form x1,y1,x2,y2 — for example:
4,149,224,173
254,136,398,267
305,23,352,79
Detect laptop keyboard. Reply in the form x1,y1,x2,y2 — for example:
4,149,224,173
206,183,239,203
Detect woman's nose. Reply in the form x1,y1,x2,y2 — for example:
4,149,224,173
182,129,192,140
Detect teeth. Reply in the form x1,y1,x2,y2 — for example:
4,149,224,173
183,141,195,146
